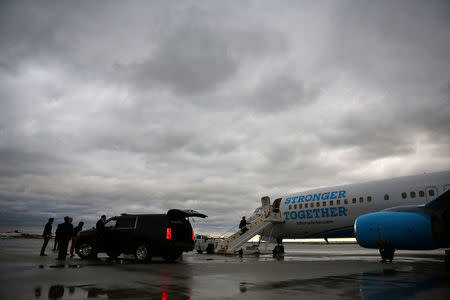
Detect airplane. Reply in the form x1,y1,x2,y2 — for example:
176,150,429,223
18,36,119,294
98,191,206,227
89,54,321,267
217,170,450,261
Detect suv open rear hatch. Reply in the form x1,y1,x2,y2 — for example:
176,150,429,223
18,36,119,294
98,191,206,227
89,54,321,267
167,209,207,219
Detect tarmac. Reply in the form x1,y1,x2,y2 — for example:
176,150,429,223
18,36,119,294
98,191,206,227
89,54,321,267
0,238,449,299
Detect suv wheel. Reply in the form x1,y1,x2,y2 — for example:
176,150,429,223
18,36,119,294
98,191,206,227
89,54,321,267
135,243,151,262
77,242,96,259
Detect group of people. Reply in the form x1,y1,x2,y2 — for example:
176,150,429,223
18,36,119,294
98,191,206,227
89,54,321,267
40,216,85,260
42,214,249,259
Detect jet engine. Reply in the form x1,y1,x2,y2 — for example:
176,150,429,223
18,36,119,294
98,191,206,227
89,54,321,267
354,211,444,250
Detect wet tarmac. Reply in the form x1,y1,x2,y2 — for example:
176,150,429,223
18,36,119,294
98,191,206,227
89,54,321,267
0,239,449,299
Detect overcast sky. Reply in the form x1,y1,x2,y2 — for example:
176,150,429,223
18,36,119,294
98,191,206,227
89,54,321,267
1,0,449,233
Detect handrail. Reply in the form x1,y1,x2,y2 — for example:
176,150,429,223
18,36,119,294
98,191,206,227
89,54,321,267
216,214,269,253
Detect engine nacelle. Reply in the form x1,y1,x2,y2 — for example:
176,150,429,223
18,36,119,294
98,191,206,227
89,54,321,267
354,211,438,250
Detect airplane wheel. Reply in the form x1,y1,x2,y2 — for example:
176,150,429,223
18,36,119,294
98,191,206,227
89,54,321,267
272,245,284,257
380,247,395,262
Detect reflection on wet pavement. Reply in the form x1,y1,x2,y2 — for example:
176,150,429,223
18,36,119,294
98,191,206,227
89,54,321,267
33,283,192,299
27,266,449,300
49,264,81,269
238,266,450,299
28,264,450,300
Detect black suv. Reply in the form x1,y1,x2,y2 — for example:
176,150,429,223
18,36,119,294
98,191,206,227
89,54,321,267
75,209,206,262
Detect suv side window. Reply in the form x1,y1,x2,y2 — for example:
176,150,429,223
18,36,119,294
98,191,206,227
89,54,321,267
105,219,117,228
116,217,137,229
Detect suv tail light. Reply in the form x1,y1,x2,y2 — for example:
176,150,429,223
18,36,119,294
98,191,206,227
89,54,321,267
192,230,195,241
166,228,172,240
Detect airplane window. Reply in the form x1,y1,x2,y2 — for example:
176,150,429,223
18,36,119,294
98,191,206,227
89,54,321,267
367,196,372,202
299,204,303,209
401,192,407,199
322,201,326,207
410,192,416,198
336,200,341,205
294,204,297,209
352,198,356,204
419,191,425,197
329,200,333,206
429,190,435,196
305,203,308,208
359,197,363,203
384,194,389,200
289,205,292,210
316,202,320,207
344,199,348,204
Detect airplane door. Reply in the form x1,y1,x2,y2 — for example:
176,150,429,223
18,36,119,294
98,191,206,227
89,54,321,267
272,198,282,213
425,186,438,202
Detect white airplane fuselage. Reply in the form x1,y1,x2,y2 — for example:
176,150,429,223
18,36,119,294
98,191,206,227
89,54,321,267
261,170,450,241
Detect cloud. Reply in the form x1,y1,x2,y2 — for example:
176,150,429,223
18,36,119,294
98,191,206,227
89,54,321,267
247,74,319,113
120,25,238,96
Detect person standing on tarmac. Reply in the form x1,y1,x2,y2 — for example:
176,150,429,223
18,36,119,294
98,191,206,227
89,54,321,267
53,221,62,251
40,218,54,256
95,215,107,251
70,222,84,257
57,216,73,260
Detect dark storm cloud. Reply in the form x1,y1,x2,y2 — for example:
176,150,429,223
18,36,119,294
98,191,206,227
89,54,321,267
114,22,286,98
120,25,238,96
0,148,68,176
0,1,449,233
0,1,91,69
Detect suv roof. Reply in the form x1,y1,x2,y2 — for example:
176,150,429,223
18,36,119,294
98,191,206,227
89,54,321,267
119,209,207,218
119,213,163,216
167,209,207,218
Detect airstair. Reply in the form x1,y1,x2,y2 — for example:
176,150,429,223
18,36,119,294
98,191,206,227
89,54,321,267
216,197,284,254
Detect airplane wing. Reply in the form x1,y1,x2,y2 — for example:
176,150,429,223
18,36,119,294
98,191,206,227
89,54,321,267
425,189,450,211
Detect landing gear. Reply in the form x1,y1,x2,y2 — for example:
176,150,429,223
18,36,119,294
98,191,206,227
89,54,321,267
445,250,450,271
272,238,284,257
379,245,395,262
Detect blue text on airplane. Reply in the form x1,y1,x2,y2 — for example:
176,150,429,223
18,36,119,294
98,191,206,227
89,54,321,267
284,207,348,221
284,190,347,204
